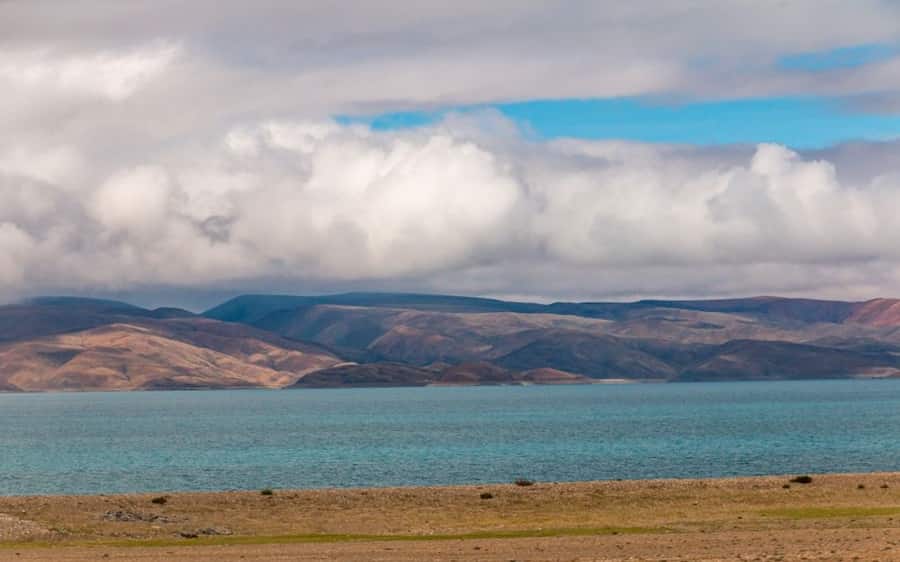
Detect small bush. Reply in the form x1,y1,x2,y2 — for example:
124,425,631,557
514,479,535,487
790,475,813,484
150,496,168,505
782,484,791,489
480,492,494,500
260,488,274,496
881,483,890,489
858,484,866,490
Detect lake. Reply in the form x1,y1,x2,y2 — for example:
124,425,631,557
2,380,900,495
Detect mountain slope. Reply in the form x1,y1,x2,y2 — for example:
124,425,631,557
0,301,342,392
678,340,900,381
204,293,900,383
288,362,435,388
6,292,900,391
206,293,900,327
495,331,678,379
203,293,546,324
848,298,900,327
436,361,521,384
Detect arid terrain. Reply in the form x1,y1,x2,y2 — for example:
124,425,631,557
5,293,900,391
0,299,343,391
2,473,900,561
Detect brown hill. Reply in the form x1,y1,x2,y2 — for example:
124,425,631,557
205,295,900,384
215,296,900,359
678,340,900,381
0,302,342,391
496,331,678,380
255,305,608,365
0,380,20,392
7,292,900,391
848,299,900,328
436,361,521,385
289,362,435,388
520,368,595,384
288,361,594,388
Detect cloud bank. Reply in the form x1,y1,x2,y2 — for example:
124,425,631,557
3,110,900,303
3,1,900,113
2,1,900,304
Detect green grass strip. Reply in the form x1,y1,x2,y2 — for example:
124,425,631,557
760,506,900,519
2,526,667,549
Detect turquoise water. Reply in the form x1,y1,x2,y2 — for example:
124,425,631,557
2,380,900,495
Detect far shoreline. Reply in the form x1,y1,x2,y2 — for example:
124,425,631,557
2,469,898,499
3,375,900,394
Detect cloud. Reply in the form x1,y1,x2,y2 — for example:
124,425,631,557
90,166,172,237
0,42,179,101
2,1,900,305
2,112,900,303
2,1,900,111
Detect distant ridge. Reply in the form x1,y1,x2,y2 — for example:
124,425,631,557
199,292,900,385
0,297,341,392
24,296,145,311
847,298,900,327
203,292,546,324
203,292,898,326
3,292,900,392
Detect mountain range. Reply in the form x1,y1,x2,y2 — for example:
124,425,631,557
2,293,900,391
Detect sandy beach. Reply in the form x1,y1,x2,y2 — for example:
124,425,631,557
2,472,899,561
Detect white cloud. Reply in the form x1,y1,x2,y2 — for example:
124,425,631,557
2,1,899,111
1,1,900,304
0,43,180,101
1,113,900,302
90,166,172,237
0,144,84,185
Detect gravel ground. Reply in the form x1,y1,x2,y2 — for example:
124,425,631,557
0,513,50,542
7,528,900,562
3,472,900,561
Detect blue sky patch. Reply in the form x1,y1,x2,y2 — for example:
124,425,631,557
338,96,900,149
778,43,898,72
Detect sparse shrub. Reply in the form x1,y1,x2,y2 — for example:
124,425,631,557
514,479,535,487
782,484,791,489
858,484,866,490
789,475,813,484
150,496,168,505
480,492,494,500
881,483,890,489
260,488,274,496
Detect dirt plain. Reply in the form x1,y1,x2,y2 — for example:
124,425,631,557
2,472,900,561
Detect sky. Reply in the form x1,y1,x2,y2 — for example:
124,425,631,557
2,0,900,309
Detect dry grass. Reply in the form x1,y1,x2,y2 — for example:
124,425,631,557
2,472,900,560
